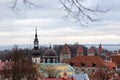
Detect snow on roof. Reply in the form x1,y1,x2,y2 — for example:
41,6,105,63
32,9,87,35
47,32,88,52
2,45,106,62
72,74,89,80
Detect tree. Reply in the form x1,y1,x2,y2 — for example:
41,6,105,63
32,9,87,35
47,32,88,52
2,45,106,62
0,46,37,80
10,0,109,25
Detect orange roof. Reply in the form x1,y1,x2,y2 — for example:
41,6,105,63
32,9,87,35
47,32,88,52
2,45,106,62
88,47,95,53
76,45,84,54
111,55,120,65
60,43,71,54
105,62,116,70
71,56,105,67
97,43,103,53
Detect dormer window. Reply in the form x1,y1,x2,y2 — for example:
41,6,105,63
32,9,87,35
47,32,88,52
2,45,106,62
81,62,85,67
92,63,96,67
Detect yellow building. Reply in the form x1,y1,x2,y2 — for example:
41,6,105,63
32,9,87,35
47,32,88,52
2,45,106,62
39,63,75,78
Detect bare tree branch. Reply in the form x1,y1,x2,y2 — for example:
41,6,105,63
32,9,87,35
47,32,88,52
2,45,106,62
10,0,38,12
59,0,110,25
9,0,110,25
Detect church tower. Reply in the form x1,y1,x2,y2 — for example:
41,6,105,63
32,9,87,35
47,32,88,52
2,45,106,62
97,43,103,55
60,43,71,63
76,45,84,56
32,28,41,64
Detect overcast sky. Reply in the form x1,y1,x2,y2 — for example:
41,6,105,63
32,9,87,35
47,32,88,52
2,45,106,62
0,0,120,45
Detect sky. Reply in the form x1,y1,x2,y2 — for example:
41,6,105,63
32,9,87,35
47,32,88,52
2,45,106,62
0,0,120,45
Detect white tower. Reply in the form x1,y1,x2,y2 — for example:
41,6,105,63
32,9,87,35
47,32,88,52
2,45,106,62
32,28,40,64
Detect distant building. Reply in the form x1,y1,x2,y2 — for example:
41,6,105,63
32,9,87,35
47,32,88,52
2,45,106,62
70,56,115,74
76,45,84,56
111,50,120,55
88,47,95,56
32,28,59,64
60,43,71,63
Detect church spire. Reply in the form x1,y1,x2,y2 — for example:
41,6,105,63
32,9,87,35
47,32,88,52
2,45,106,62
97,43,103,54
49,42,52,49
35,27,37,38
34,27,39,49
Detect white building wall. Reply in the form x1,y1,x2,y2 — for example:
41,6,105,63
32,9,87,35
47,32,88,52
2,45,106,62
32,57,40,64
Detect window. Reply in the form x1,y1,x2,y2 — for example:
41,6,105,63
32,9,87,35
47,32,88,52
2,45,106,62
92,63,96,67
35,59,37,63
81,62,85,67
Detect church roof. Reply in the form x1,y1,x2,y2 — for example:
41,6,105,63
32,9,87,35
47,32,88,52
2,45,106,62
97,43,103,53
60,43,71,54
76,45,84,54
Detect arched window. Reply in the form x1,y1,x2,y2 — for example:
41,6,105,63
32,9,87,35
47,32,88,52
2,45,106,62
47,58,50,63
53,58,55,63
35,59,37,63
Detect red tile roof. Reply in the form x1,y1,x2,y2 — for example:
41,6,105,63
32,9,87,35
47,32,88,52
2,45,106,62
71,56,105,67
105,62,116,70
97,43,103,53
60,43,71,54
76,45,84,55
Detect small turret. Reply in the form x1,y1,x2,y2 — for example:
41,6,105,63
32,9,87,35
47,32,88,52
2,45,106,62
97,43,103,54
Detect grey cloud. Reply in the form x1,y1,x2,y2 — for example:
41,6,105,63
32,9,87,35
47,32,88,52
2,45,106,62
0,0,120,45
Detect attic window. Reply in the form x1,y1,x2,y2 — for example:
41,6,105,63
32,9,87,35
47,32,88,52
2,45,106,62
81,62,85,67
92,63,96,67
